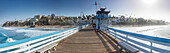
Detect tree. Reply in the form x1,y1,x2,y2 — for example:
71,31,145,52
41,16,46,19
91,14,96,19
86,15,91,20
92,14,95,16
81,15,86,20
121,16,125,22
24,21,31,25
92,16,95,19
51,14,55,19
64,17,71,20
73,17,77,20
78,16,81,19
112,16,116,19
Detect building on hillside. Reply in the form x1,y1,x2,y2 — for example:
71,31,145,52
17,20,25,23
26,18,32,21
65,19,74,24
55,16,66,19
30,18,39,22
34,15,45,19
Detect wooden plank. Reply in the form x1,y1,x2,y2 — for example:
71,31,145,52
36,43,58,53
51,26,109,53
118,42,139,53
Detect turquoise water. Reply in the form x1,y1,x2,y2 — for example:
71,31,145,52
0,27,63,44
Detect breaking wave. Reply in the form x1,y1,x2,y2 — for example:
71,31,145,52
0,27,60,44
0,32,16,44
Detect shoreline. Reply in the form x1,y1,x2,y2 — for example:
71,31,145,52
109,24,169,28
1,25,78,29
2,24,168,29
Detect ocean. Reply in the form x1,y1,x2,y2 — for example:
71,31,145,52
1,25,170,44
0,25,169,52
0,27,64,44
110,25,170,39
110,25,170,52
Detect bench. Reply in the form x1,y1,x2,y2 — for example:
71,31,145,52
118,41,139,53
36,43,58,53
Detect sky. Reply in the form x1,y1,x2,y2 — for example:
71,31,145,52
0,0,170,25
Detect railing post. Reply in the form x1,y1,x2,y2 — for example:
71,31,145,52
99,27,170,53
126,35,128,42
114,30,117,39
79,26,82,31
150,42,153,53
27,44,30,52
107,29,110,34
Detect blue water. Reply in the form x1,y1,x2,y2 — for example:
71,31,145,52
111,25,170,39
110,25,170,52
0,27,63,44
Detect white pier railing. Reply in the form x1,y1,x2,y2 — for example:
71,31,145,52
0,24,89,53
103,27,170,53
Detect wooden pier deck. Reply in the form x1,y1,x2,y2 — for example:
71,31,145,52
50,26,119,53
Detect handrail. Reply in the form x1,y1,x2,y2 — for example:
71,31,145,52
103,27,170,53
104,27,170,43
0,24,89,53
0,27,78,48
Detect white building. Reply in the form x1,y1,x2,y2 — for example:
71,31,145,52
55,16,66,19
17,20,25,23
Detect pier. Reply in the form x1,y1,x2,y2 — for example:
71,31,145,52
51,26,117,53
0,8,170,53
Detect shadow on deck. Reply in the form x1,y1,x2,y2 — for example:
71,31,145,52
79,29,94,31
95,30,120,53
48,26,120,53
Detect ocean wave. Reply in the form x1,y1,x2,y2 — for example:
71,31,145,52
3,27,16,30
15,29,56,37
15,29,37,33
112,25,170,38
0,27,60,44
136,28,158,32
0,32,16,44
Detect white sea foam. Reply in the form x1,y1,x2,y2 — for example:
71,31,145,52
0,27,59,44
15,29,37,33
6,38,16,42
0,32,16,43
15,29,56,37
111,25,168,37
3,27,16,30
